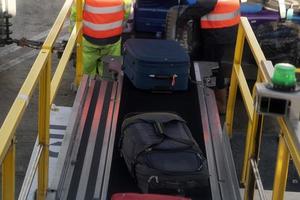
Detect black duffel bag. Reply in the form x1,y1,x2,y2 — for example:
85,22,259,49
120,112,209,193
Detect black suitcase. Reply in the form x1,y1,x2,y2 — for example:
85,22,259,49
120,112,209,193
122,39,190,91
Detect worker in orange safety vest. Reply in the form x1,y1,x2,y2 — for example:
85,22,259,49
200,0,240,29
70,0,132,76
201,0,240,114
179,0,240,114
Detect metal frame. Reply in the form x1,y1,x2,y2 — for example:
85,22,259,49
46,75,90,200
250,159,267,200
75,0,83,86
70,79,117,200
93,81,118,199
1,1,298,197
272,133,290,200
75,81,108,199
225,17,300,200
48,63,123,200
57,78,96,200
194,62,242,200
2,139,15,200
98,71,123,200
37,51,51,200
19,140,42,200
51,61,240,200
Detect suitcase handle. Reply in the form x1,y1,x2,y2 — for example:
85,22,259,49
149,74,177,79
149,74,178,87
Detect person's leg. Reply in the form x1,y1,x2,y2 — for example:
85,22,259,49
214,45,227,114
83,38,101,75
97,39,121,77
216,69,227,115
199,40,227,113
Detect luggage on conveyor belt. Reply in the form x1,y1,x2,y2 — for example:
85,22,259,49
123,39,190,91
134,0,179,33
119,112,209,193
111,193,191,200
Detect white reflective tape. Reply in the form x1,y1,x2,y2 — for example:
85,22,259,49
84,4,123,14
201,9,240,21
17,94,29,106
83,20,123,31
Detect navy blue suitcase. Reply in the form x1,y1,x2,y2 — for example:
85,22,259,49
134,7,168,33
123,39,190,91
134,0,179,33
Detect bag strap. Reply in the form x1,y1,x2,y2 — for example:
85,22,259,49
122,112,186,130
154,121,196,146
123,117,195,147
129,122,195,180
131,136,165,181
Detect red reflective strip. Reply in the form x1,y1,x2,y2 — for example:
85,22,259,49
212,0,240,14
83,26,122,38
85,0,123,7
201,16,240,29
83,10,124,24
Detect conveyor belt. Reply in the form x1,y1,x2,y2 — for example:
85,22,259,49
48,77,120,200
67,81,114,200
49,63,241,200
107,76,211,199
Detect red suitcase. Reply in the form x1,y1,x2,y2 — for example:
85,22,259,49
111,193,191,200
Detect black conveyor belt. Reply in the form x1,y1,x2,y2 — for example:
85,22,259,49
54,62,241,200
107,76,212,200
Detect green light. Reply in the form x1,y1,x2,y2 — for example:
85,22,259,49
272,63,296,90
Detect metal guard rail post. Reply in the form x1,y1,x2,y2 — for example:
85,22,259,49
0,0,83,199
225,17,300,200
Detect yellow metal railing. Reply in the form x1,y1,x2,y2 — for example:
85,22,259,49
225,17,300,200
0,0,83,199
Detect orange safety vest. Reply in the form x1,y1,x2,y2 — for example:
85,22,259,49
83,0,125,39
201,0,240,29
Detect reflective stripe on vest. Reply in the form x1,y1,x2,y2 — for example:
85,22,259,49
201,0,240,29
83,20,123,31
83,0,124,39
84,4,123,14
201,9,240,22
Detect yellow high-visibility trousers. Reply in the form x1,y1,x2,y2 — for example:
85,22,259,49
82,38,121,75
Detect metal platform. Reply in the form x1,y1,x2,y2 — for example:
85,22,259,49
46,62,241,200
22,106,72,200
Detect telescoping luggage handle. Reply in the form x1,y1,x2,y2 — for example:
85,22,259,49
149,74,178,87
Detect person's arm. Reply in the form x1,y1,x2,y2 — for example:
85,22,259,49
178,0,217,25
122,0,134,32
123,0,134,21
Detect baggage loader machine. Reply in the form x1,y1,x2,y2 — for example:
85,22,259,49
47,59,241,200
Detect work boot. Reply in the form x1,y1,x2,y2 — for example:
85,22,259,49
215,88,227,115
